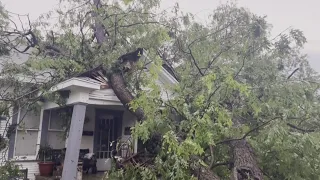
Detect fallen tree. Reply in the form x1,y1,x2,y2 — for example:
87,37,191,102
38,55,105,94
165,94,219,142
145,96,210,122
1,0,320,180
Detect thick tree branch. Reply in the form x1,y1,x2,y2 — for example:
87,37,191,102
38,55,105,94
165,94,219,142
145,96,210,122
287,68,299,80
187,44,204,76
287,123,315,133
212,161,233,169
230,139,263,180
93,0,107,44
216,117,280,146
107,70,145,121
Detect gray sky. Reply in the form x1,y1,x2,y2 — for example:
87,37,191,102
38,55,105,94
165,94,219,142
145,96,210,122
2,0,320,71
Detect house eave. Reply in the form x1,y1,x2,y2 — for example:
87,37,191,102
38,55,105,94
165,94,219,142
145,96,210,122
50,77,101,92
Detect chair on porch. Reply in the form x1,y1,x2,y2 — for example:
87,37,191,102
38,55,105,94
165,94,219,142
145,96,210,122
51,148,97,177
116,137,134,159
106,136,135,170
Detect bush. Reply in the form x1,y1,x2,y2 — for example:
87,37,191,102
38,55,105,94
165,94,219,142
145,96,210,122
0,161,21,180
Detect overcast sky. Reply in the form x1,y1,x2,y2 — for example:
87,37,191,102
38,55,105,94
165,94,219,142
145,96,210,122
2,0,320,71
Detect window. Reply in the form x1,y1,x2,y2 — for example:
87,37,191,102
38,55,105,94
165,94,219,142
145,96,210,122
47,109,67,149
47,131,65,149
15,131,38,156
48,109,68,131
14,108,41,159
18,109,40,130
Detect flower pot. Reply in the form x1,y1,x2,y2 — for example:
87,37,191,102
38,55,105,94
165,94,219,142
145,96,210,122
38,162,54,176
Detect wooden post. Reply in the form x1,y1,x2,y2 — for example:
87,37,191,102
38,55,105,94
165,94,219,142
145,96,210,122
61,103,87,180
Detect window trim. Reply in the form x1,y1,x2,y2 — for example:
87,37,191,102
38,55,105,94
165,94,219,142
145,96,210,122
13,155,38,161
16,128,39,131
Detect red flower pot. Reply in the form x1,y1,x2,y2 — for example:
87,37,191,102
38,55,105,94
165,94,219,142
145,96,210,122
38,162,54,176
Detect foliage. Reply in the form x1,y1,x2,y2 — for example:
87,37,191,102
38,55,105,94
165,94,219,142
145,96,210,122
0,161,21,180
37,144,54,162
108,1,320,179
57,107,73,140
0,0,319,179
0,134,6,152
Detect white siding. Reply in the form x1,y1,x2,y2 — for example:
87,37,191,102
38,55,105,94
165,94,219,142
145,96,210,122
0,120,7,137
0,120,8,164
0,107,13,164
14,161,39,180
121,110,136,140
121,110,137,154
89,89,120,102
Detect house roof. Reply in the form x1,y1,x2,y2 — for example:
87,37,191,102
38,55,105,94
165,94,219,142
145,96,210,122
162,63,179,82
52,60,178,92
75,49,179,89
77,64,108,85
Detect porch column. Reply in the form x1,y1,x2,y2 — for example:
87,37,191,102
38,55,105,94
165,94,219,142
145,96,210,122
62,103,87,180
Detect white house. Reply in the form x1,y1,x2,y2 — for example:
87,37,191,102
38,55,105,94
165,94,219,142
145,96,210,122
0,51,178,180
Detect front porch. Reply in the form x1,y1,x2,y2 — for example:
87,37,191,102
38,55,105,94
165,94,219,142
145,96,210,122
83,173,106,180
37,102,137,179
38,74,138,179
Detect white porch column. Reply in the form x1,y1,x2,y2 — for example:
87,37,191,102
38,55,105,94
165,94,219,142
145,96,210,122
62,103,87,180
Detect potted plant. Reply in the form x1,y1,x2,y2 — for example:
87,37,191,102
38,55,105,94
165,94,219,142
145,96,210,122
37,144,54,176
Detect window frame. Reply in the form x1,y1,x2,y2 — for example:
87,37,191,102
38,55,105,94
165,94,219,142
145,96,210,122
13,107,43,161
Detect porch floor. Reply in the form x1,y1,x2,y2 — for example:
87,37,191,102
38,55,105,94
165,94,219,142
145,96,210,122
83,172,106,180
35,172,106,180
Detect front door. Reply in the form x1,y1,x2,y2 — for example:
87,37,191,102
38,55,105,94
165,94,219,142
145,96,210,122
94,110,122,171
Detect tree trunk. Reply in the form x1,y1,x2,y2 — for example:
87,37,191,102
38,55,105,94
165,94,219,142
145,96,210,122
92,0,106,44
91,1,222,179
191,160,220,180
230,139,263,180
108,72,145,121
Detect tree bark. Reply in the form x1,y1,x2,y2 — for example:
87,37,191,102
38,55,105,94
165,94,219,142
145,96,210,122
108,71,145,121
190,160,220,180
93,0,106,44
230,139,263,180
92,0,144,122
